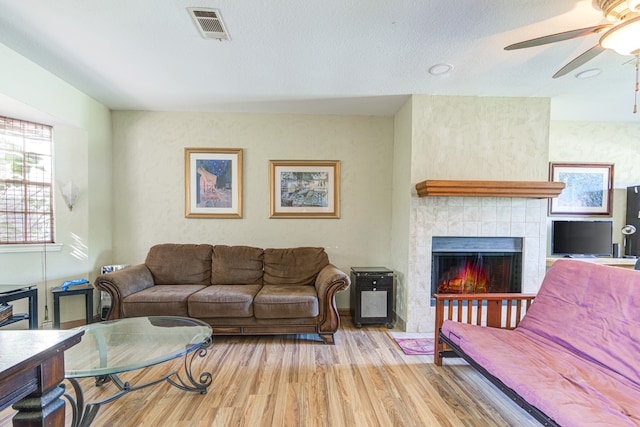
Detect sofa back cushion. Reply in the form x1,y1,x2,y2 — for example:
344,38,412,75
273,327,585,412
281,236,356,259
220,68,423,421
145,244,213,286
263,247,329,286
518,259,640,386
211,245,264,285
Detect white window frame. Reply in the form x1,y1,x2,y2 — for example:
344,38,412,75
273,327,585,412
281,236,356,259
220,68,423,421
0,115,54,245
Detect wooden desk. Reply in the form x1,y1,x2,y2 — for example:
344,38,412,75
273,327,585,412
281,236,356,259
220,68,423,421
0,330,84,426
546,257,638,269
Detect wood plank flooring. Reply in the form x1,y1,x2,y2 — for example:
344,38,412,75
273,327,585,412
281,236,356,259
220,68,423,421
0,320,540,426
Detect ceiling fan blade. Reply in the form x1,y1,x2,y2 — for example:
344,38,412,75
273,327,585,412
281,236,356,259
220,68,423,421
552,45,606,78
504,24,611,50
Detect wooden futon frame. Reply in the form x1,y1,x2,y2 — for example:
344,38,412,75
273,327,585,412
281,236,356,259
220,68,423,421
433,293,558,426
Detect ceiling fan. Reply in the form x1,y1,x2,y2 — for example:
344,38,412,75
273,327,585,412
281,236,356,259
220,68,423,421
505,0,640,78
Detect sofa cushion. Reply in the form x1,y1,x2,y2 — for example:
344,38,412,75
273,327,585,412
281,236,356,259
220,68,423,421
254,285,319,319
263,247,328,286
145,244,213,286
211,245,264,286
188,284,262,318
121,284,205,317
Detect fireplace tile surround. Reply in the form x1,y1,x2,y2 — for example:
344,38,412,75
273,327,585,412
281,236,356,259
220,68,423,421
405,195,548,333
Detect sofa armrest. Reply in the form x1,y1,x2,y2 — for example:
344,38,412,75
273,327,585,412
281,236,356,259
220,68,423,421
94,264,155,320
315,264,351,337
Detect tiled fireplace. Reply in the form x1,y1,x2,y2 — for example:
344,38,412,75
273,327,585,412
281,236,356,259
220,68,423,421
405,195,548,333
431,236,523,296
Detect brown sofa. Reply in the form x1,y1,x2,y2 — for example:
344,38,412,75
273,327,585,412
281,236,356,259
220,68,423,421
95,244,351,344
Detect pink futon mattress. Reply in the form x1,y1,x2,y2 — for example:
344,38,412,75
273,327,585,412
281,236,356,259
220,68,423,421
441,259,640,426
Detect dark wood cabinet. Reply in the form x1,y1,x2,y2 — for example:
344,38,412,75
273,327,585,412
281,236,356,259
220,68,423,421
0,330,83,426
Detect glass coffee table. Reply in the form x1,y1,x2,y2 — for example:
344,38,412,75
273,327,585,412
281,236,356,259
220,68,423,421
63,316,212,427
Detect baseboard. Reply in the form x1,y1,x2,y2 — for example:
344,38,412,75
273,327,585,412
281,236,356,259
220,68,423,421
51,316,98,330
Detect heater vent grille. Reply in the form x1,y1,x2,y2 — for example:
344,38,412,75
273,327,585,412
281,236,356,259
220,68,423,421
188,8,230,41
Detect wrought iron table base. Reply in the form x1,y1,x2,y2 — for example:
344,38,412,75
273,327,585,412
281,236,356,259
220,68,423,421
64,338,212,427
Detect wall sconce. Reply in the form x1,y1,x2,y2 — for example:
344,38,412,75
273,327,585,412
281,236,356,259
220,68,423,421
60,180,79,211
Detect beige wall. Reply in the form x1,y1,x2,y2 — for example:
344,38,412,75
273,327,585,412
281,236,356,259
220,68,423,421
0,42,112,326
111,111,395,309
389,100,413,325
548,121,640,249
410,95,551,182
2,35,639,328
403,95,551,332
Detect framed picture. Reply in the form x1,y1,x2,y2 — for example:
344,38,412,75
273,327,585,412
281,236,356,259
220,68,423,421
549,163,613,216
269,160,340,218
185,148,243,218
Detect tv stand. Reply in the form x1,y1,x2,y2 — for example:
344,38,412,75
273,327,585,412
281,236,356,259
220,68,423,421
547,257,637,269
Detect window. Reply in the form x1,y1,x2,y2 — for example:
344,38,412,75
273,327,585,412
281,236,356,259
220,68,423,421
0,116,54,244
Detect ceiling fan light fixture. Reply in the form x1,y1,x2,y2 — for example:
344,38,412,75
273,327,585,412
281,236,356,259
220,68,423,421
600,16,640,55
596,0,637,20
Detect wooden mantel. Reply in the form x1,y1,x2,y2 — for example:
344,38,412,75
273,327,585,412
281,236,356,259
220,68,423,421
415,180,565,198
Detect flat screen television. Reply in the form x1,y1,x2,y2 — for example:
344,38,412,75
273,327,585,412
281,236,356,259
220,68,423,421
551,220,613,257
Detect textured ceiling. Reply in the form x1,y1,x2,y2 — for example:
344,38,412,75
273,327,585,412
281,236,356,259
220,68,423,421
0,0,639,122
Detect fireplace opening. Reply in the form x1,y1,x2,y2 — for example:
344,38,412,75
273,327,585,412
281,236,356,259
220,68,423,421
431,237,522,296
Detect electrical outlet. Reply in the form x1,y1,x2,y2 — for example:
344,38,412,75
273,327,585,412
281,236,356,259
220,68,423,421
42,321,53,330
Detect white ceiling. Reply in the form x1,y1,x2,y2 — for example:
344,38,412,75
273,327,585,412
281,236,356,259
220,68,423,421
1,0,639,122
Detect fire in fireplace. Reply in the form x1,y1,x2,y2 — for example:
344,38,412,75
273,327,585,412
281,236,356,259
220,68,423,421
431,237,522,295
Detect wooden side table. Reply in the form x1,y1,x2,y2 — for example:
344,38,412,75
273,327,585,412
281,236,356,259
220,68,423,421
51,286,94,329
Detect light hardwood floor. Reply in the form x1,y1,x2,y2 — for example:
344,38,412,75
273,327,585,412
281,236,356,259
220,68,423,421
0,320,540,426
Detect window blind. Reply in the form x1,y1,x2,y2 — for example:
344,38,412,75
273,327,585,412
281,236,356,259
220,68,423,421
0,116,54,244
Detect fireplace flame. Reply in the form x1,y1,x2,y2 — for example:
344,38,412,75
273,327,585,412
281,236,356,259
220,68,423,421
438,260,489,293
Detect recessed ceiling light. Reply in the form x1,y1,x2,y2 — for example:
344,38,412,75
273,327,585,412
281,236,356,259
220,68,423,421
429,64,453,76
575,68,602,79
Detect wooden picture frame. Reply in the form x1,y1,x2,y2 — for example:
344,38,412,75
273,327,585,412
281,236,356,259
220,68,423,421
185,148,243,218
269,160,340,218
549,163,613,216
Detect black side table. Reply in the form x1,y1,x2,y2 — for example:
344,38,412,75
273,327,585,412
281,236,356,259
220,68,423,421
0,285,38,329
51,285,94,329
350,267,395,328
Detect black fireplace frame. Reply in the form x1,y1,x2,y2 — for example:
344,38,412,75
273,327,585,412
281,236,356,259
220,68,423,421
431,237,523,302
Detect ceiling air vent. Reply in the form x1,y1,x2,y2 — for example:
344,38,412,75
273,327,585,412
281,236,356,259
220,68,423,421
188,8,230,41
